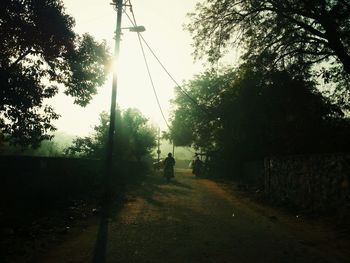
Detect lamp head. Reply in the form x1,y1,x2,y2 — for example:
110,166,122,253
128,26,146,32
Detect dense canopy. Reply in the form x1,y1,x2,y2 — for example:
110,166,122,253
169,66,350,174
66,109,157,162
187,0,350,82
0,0,110,147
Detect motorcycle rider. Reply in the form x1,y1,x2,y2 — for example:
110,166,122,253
192,156,203,177
163,152,175,182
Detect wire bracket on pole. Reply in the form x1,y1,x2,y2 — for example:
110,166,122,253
111,0,131,11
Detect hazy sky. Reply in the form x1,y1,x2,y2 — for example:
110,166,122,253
51,0,203,136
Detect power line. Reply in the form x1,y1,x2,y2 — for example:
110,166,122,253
123,7,170,129
123,5,209,116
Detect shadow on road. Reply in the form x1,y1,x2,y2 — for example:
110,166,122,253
134,172,194,206
92,200,110,263
92,169,193,262
171,179,193,189
92,187,125,263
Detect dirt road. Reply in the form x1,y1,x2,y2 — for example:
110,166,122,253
39,169,349,263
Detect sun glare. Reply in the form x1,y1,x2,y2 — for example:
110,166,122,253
112,58,119,75
51,0,200,136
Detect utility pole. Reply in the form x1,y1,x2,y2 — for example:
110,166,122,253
157,128,161,169
105,0,123,198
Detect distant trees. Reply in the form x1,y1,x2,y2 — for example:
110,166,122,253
0,0,110,147
66,109,157,162
0,131,74,156
169,66,349,173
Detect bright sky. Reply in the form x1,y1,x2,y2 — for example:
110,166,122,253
51,0,203,136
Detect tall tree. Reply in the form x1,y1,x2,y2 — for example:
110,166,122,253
170,66,347,171
66,109,157,162
187,0,350,80
0,0,110,147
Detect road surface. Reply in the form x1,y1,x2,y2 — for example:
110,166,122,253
39,168,349,263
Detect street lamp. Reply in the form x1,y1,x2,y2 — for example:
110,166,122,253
121,25,146,32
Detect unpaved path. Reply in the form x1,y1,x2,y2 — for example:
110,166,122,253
38,169,349,263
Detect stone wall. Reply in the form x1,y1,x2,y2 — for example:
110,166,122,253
264,153,350,212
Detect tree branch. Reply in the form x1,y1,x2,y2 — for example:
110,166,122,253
10,49,32,68
338,0,350,12
281,14,326,39
273,48,335,66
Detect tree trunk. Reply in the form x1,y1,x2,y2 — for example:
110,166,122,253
321,17,350,74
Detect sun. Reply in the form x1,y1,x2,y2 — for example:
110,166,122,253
54,0,200,136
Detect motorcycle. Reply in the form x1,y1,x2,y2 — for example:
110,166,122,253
164,166,174,182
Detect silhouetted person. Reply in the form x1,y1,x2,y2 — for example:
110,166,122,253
192,156,203,177
163,152,175,182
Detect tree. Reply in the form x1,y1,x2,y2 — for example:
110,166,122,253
66,109,157,162
169,70,234,151
169,66,348,174
120,109,157,162
0,0,110,147
187,0,350,81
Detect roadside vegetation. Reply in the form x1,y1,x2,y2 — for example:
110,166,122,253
168,0,350,178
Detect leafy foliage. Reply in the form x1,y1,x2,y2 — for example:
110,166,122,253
187,0,350,81
182,0,350,175
66,109,157,162
0,0,110,147
170,66,349,173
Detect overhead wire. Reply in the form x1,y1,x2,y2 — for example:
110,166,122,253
122,6,170,129
123,4,210,116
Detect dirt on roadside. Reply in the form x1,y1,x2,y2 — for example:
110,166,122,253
31,168,350,263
